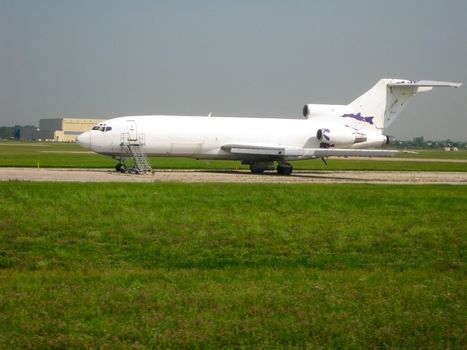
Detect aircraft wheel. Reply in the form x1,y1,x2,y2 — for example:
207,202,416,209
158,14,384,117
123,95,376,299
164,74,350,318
115,163,124,172
277,163,293,175
119,164,127,173
249,163,265,174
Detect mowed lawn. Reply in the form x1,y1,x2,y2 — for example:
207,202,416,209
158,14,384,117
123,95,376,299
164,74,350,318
1,141,467,171
0,183,466,348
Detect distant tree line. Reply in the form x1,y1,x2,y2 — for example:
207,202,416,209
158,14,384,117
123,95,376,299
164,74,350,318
0,126,17,139
393,136,467,149
0,126,36,140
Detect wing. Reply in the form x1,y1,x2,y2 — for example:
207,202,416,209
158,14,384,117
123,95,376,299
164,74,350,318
221,144,396,158
222,144,291,156
303,148,396,158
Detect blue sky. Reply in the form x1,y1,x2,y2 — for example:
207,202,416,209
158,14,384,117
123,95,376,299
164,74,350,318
1,0,466,140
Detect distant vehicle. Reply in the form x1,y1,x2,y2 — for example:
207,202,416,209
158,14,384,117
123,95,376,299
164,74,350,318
78,79,461,174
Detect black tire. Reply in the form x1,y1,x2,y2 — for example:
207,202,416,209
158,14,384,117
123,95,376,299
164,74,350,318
115,163,123,172
249,164,265,174
277,163,293,175
119,165,127,173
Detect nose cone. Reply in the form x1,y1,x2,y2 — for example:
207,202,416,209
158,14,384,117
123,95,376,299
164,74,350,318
77,131,91,149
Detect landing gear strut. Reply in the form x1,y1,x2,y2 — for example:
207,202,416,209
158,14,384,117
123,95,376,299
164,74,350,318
277,162,293,175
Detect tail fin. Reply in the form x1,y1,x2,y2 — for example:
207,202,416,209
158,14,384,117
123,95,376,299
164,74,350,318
349,79,461,131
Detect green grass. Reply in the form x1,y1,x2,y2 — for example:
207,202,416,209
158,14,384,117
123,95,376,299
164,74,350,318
291,159,467,171
0,182,465,348
1,141,467,171
0,141,116,168
398,149,467,160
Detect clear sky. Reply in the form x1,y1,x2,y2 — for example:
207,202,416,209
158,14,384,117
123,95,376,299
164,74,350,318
1,0,466,140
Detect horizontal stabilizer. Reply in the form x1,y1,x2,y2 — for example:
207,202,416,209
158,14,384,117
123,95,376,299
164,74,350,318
387,80,462,88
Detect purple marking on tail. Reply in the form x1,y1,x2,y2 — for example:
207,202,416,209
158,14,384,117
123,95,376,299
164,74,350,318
341,113,374,125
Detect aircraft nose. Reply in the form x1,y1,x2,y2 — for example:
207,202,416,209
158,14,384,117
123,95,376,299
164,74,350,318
77,131,91,149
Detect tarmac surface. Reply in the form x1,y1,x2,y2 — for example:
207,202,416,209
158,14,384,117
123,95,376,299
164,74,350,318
1,167,467,184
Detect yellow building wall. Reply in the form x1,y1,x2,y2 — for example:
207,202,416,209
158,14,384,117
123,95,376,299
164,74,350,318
62,119,104,133
52,130,75,142
39,118,105,142
53,130,65,142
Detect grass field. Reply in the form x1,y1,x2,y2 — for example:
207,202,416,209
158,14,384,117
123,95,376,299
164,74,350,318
1,141,467,171
398,149,467,160
0,182,465,348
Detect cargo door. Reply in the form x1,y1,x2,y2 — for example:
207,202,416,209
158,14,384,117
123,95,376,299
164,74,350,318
126,120,138,141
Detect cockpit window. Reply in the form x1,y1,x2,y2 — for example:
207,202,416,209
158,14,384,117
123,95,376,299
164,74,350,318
92,123,112,132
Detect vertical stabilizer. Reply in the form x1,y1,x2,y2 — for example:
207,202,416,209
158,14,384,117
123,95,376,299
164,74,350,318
348,79,461,131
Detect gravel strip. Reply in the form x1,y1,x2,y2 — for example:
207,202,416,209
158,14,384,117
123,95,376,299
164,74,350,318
1,167,466,184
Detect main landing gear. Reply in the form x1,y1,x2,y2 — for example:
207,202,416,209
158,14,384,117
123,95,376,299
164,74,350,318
276,162,293,175
249,161,274,174
247,161,294,175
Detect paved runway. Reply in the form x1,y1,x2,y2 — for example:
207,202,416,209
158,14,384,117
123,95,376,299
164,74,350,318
1,167,467,184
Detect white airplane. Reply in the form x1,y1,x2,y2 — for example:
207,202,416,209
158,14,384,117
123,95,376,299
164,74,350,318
77,78,461,175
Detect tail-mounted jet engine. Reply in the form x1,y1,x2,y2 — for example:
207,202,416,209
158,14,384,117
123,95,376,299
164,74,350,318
316,128,367,147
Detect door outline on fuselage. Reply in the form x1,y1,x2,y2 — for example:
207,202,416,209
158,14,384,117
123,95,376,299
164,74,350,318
126,120,138,141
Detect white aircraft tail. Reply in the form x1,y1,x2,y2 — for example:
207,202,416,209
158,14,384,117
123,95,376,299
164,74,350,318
348,79,461,131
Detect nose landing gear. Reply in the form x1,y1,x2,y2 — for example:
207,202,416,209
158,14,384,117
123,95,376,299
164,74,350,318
115,163,126,173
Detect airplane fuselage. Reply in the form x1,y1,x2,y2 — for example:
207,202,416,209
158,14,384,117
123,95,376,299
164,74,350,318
80,115,387,161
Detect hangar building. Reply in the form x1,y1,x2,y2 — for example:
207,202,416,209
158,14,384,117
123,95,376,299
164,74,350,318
21,118,104,141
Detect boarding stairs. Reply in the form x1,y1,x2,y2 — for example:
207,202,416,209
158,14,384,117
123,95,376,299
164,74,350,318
120,133,152,174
